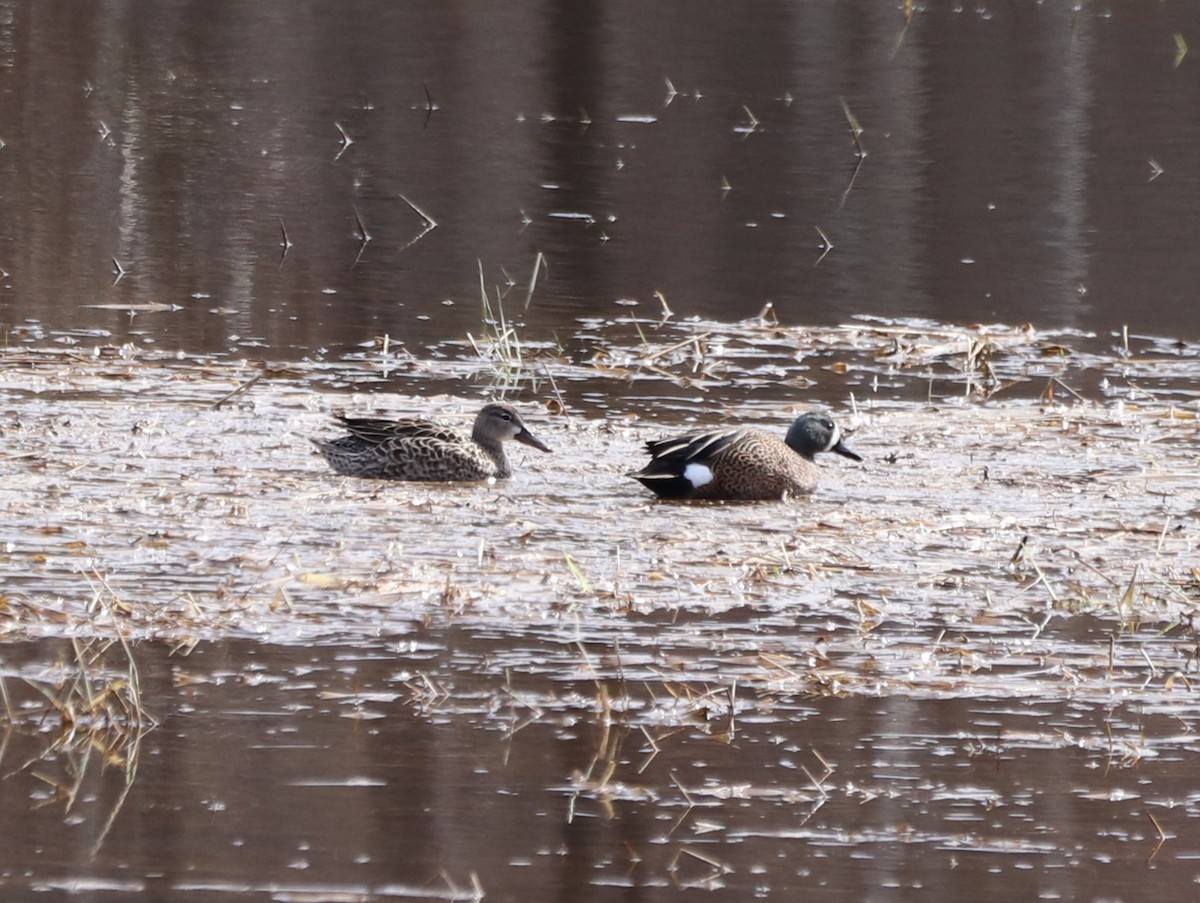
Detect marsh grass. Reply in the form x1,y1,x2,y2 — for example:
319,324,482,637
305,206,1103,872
471,259,524,369
3,323,1198,896
0,635,152,851
1,636,152,742
3,325,1199,703
563,552,594,594
466,255,550,395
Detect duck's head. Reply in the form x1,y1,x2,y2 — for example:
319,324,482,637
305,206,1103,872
476,403,552,452
785,412,862,462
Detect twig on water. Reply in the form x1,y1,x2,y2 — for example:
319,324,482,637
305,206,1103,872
397,193,438,252
540,361,567,413
663,76,679,106
91,733,143,855
1147,811,1168,862
524,251,547,311
1041,377,1086,405
422,84,437,129
667,771,697,837
278,217,293,265
564,553,594,594
839,97,867,204
636,725,664,774
638,332,713,366
840,97,866,158
212,371,264,409
735,105,760,138
334,121,353,161
0,673,12,721
814,225,834,266
893,0,915,53
1139,644,1157,682
653,290,674,321
352,206,372,266
1117,563,1141,615
1029,558,1059,605
1156,516,1172,555
436,870,484,903
669,847,730,889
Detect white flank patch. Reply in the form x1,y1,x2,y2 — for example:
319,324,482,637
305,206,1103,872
683,463,714,488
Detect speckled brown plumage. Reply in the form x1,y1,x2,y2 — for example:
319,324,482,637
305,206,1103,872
630,412,861,501
311,402,550,482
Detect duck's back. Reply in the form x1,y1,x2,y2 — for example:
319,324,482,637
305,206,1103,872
314,417,504,481
634,427,818,500
699,429,818,499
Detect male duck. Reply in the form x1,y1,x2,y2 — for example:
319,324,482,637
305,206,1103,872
312,402,551,481
629,411,861,500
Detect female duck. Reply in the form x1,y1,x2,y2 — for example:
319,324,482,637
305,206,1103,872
629,411,860,501
312,402,550,481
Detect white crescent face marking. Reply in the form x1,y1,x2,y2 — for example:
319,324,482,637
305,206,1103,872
683,462,714,488
825,423,841,451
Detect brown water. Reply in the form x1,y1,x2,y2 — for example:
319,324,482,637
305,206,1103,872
2,332,1198,901
5,634,1199,902
2,3,1200,901
3,1,1200,364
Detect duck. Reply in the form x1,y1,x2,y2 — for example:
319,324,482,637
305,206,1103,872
311,402,551,481
629,411,861,500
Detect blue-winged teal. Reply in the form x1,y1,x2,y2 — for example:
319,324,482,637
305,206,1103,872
629,411,861,500
311,402,551,481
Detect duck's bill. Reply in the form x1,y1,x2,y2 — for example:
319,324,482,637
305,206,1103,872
832,440,862,462
516,429,552,453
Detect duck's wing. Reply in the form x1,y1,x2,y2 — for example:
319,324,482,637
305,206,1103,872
335,416,463,447
641,428,740,466
626,428,740,498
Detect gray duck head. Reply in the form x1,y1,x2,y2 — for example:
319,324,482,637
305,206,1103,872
784,412,861,462
473,403,552,453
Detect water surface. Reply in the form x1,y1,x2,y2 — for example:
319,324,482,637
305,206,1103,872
2,3,1200,901
2,1,1199,364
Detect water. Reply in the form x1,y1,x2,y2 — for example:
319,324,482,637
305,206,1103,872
2,2,1200,901
3,1,1199,362
2,348,1196,901
6,635,1197,902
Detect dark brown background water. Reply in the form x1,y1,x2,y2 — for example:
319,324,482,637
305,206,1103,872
3,0,1200,362
3,3,1200,902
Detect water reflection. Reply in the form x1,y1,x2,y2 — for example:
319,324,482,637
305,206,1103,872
4,3,1200,900
2,2,1200,365
2,635,1197,900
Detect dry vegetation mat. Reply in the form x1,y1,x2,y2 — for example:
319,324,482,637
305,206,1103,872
1,320,1197,723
